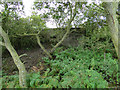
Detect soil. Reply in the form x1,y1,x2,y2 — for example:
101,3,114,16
2,44,52,75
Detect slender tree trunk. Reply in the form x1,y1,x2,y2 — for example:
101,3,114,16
118,2,120,60
103,2,119,59
36,35,52,59
36,3,78,59
51,3,77,53
0,26,27,88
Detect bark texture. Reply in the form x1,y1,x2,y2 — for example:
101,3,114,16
103,2,119,59
0,26,27,88
36,35,52,58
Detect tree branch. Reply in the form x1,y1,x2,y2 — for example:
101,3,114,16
19,53,27,58
36,35,52,59
16,31,41,37
51,2,77,53
0,26,27,87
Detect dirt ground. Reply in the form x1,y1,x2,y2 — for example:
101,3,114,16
2,44,52,75
2,34,80,75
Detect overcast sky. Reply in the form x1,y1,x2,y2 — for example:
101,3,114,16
22,0,101,28
0,0,101,28
22,0,57,28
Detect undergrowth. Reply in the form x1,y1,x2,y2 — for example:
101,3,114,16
1,46,119,88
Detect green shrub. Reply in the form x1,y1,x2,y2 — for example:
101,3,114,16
2,75,20,88
42,46,118,88
2,46,119,88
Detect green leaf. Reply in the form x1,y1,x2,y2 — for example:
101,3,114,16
48,78,59,88
30,79,35,87
45,68,50,77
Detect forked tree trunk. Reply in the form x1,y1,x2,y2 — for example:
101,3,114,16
35,3,77,59
0,26,27,88
50,3,77,53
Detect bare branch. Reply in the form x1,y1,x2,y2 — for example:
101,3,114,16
36,35,52,59
16,31,40,37
51,2,77,53
19,53,27,58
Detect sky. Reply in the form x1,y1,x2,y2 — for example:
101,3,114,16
0,0,101,28
22,0,58,28
22,0,99,28
22,0,35,17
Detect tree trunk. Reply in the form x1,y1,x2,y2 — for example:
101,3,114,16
103,2,119,59
36,35,52,59
51,3,77,53
36,3,78,59
0,26,27,88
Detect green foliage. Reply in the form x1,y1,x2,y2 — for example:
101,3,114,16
1,2,46,51
47,47,118,87
0,71,2,90
1,14,46,52
78,26,115,55
1,2,119,88
2,46,119,88
2,74,20,88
